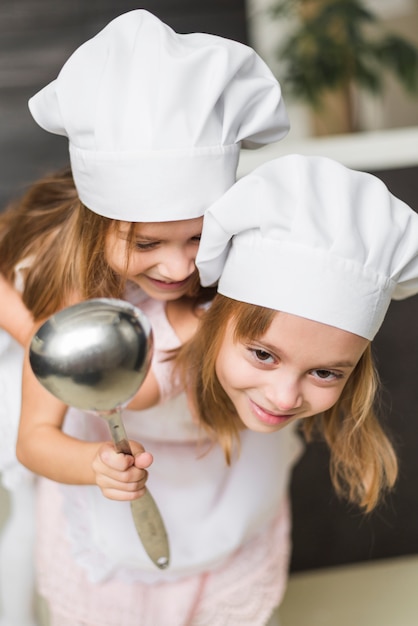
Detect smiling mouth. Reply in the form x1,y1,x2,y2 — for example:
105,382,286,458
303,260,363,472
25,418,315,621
249,399,296,425
146,276,191,289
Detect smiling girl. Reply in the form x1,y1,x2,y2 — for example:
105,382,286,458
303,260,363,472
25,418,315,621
215,309,368,433
177,153,418,515
105,218,204,302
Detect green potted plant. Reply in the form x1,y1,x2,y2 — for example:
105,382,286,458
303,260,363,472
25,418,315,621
270,0,418,134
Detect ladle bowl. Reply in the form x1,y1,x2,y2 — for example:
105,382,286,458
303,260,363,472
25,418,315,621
29,298,153,411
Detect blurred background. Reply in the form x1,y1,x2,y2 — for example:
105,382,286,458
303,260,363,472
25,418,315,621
1,0,418,592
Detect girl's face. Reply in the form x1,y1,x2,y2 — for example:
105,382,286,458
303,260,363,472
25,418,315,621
215,311,369,433
105,217,203,301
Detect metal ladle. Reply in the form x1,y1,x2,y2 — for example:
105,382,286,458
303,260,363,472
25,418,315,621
29,298,170,569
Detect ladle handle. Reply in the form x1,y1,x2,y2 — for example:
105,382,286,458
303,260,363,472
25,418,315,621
107,411,170,569
108,411,132,455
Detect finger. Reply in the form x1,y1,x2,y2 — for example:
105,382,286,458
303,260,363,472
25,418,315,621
96,466,148,487
101,486,146,502
99,446,135,471
134,451,153,469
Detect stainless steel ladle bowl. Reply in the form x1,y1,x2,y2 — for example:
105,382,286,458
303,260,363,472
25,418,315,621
29,298,169,569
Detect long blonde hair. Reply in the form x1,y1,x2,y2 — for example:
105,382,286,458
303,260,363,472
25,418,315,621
0,168,123,319
0,168,214,320
176,294,398,512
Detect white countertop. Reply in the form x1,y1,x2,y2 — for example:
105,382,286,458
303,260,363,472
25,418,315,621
238,126,418,177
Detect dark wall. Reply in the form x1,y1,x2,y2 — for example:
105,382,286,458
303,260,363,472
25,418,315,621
290,165,418,572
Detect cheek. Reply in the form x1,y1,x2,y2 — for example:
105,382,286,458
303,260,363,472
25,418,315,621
127,254,147,274
105,239,128,274
215,348,255,393
124,249,157,278
215,350,229,391
312,385,346,412
215,343,241,391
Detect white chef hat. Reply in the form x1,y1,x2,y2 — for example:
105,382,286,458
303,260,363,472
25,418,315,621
28,9,289,222
197,154,418,340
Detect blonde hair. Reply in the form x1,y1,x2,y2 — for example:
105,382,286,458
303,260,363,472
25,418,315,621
0,168,122,319
0,168,213,320
176,294,398,512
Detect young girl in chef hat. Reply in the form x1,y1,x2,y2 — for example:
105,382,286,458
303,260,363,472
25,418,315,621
178,153,418,517
0,9,289,626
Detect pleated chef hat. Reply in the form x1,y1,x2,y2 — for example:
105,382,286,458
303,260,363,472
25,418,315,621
197,154,418,340
28,9,289,222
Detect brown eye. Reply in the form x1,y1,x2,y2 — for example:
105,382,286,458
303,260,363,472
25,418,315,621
253,349,274,363
135,241,159,250
316,369,332,378
311,369,342,381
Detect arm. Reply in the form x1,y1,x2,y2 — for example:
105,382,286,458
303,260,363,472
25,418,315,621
0,273,34,346
16,347,152,500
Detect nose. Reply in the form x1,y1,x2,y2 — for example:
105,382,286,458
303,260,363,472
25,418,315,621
159,247,196,282
265,373,303,412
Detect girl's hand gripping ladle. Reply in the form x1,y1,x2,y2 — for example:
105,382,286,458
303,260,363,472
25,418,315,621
29,298,170,569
